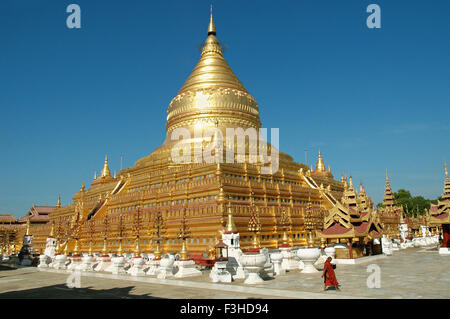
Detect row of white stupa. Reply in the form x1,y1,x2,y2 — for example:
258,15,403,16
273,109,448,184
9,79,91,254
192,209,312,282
0,223,443,284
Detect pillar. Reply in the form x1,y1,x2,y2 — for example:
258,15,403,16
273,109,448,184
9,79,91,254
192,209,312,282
349,240,353,259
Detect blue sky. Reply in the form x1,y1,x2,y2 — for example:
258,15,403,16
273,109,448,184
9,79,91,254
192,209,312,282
1,0,449,218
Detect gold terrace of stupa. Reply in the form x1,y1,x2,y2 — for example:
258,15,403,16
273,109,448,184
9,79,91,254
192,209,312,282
28,11,347,256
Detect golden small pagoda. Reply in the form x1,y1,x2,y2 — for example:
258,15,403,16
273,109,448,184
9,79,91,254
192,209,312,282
377,170,403,238
429,163,450,247
320,176,383,258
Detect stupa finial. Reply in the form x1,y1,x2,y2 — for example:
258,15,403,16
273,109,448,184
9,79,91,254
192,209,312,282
56,195,61,208
26,218,31,236
445,163,448,179
315,149,326,172
208,4,216,35
101,155,111,177
225,197,237,233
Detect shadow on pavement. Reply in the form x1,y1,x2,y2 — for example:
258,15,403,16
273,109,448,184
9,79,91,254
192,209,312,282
0,265,18,271
0,284,166,299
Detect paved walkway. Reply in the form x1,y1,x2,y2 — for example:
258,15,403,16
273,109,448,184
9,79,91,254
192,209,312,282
0,248,448,299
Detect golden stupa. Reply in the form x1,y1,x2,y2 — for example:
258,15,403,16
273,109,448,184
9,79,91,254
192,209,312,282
29,9,346,256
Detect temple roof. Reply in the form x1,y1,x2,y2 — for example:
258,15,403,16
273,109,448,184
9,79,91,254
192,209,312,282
0,214,17,224
429,164,450,225
18,205,54,223
382,169,396,208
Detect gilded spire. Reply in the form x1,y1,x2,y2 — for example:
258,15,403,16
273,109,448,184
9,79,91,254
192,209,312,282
442,163,450,200
80,181,85,192
101,155,111,177
349,176,354,190
315,150,326,172
26,218,30,236
225,199,237,233
56,195,61,208
175,7,247,94
94,171,97,180
360,182,366,195
50,221,55,237
383,169,395,208
208,4,216,35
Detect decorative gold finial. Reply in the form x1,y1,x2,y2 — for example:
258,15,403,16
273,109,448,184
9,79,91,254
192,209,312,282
208,4,216,35
50,221,55,237
180,238,189,260
360,182,366,195
94,171,97,180
225,198,237,233
445,163,448,179
56,195,61,208
307,231,315,248
385,169,389,182
315,149,326,172
80,181,85,192
101,155,111,177
349,176,353,189
26,218,31,236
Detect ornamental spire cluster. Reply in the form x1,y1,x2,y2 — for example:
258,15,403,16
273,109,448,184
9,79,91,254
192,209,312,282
442,163,450,201
382,169,395,208
101,155,111,178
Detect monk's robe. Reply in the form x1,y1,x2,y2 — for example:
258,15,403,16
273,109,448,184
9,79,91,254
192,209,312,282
323,260,338,287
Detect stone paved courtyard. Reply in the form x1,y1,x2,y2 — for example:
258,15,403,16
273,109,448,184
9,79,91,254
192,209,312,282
0,248,448,299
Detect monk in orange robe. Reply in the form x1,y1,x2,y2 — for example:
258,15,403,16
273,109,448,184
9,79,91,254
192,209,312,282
322,257,340,291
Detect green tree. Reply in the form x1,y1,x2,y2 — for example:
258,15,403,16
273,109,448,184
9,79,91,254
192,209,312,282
376,189,433,217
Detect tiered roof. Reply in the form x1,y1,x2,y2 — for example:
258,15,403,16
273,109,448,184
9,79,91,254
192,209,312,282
18,204,55,224
430,163,450,225
321,181,382,240
382,169,395,208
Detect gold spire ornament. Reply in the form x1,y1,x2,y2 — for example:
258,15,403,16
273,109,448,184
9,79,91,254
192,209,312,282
101,155,111,177
101,215,109,256
64,242,69,255
225,198,237,233
49,221,55,238
208,4,216,35
320,236,326,249
150,211,165,260
117,214,124,257
177,208,191,260
102,238,108,256
117,239,123,257
180,238,188,261
307,231,315,248
134,238,141,258
315,150,326,172
73,238,80,255
248,202,261,250
279,208,291,247
56,195,61,208
25,218,31,236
